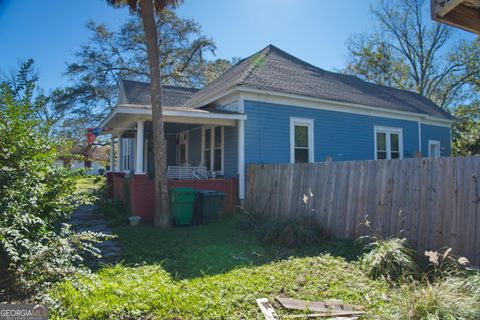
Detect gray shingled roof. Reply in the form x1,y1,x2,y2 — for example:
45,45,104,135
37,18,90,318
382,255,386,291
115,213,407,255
183,45,453,120
120,79,198,107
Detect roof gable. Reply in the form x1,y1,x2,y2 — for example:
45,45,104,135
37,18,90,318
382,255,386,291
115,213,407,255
183,45,453,120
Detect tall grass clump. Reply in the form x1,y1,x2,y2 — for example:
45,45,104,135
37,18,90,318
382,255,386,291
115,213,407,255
383,277,480,319
360,237,418,282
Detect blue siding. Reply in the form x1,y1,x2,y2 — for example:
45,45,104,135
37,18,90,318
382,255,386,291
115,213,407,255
244,100,422,164
421,124,451,156
188,127,202,166
224,126,238,178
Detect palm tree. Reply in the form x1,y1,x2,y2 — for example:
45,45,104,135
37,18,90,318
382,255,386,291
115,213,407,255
107,0,182,228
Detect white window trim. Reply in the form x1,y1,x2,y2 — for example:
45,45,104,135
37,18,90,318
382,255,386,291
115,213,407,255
428,140,441,157
374,126,404,160
201,125,224,174
290,117,314,163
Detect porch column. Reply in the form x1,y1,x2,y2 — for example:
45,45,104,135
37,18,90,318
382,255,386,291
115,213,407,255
135,120,145,174
109,135,115,172
237,119,245,200
116,134,122,172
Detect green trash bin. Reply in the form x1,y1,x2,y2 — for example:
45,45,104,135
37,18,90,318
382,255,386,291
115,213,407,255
169,187,197,225
195,190,225,224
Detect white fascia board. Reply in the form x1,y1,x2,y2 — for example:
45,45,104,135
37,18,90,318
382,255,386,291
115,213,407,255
101,104,247,128
421,118,454,127
236,88,454,127
164,110,247,120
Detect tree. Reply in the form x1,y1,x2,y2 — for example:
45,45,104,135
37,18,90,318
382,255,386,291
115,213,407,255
107,0,183,228
343,0,480,109
0,61,104,299
452,102,480,155
60,12,232,139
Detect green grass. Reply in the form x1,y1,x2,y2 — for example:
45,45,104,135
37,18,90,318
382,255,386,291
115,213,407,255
49,215,479,319
75,176,105,194
115,215,360,279
51,256,389,319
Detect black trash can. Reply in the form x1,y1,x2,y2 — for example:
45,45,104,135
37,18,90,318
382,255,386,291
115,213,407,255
194,190,225,224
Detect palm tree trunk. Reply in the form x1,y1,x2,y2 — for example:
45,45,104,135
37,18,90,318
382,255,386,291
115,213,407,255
139,0,170,228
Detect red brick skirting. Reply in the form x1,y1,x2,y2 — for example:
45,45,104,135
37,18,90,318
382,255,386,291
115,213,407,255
106,174,238,223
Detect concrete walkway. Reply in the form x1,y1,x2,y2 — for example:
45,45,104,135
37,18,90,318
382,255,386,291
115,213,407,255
70,204,122,266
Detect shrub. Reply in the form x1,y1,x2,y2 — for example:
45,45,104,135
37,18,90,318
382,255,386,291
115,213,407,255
261,215,325,248
384,277,480,319
360,237,418,282
0,61,105,300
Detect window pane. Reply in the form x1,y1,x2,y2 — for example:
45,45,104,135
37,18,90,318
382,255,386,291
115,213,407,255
376,132,386,151
295,148,309,163
391,133,399,152
377,151,387,159
214,149,222,171
430,144,439,157
295,125,308,148
179,144,186,164
391,151,400,159
214,127,222,148
204,151,210,170
205,129,211,149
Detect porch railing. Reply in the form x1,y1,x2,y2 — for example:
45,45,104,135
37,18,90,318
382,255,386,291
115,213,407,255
167,166,208,180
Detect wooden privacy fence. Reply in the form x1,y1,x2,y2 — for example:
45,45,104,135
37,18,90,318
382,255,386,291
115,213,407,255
245,156,480,265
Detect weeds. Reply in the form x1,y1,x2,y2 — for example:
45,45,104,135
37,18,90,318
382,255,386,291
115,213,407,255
384,277,480,319
360,237,417,283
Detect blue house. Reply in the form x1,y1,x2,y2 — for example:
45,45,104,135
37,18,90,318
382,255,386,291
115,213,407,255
101,45,453,210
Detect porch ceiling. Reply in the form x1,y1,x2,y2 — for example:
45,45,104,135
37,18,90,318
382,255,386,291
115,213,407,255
101,105,246,132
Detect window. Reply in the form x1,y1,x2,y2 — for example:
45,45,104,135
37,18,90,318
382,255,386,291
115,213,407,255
214,126,222,171
122,138,135,172
202,126,224,173
290,118,314,163
428,140,441,158
178,131,188,165
204,128,211,169
374,126,403,160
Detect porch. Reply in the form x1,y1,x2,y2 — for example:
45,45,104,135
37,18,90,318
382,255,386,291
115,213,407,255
102,105,246,222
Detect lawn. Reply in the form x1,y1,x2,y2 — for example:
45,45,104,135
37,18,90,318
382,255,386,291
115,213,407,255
75,176,105,194
115,216,361,279
50,215,393,319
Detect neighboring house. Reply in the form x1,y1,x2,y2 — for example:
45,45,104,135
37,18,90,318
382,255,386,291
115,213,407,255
430,0,480,34
55,159,105,175
70,160,105,175
101,45,454,220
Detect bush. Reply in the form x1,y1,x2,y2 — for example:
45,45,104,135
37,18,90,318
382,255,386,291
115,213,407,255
0,61,105,300
384,277,480,319
261,215,325,248
360,237,418,282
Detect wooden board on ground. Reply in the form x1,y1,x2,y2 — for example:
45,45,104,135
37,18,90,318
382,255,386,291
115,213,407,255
256,298,279,320
276,297,364,316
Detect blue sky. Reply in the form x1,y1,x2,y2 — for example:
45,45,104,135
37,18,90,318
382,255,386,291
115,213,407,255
0,0,472,92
